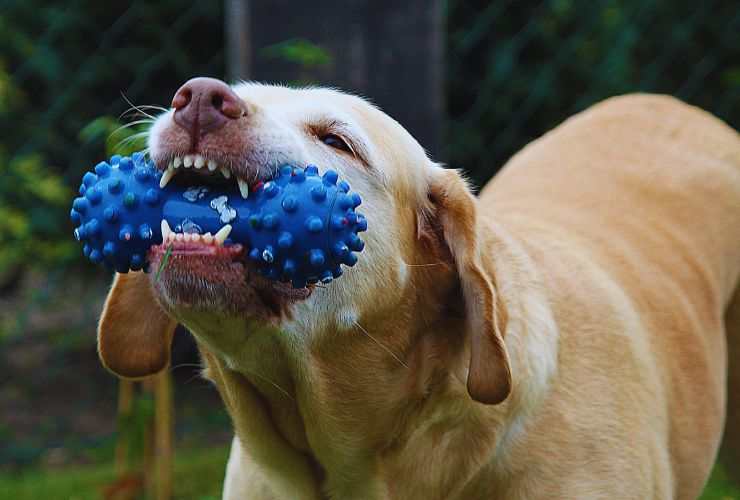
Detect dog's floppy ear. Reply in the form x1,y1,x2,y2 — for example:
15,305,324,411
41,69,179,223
98,271,177,379
424,167,511,404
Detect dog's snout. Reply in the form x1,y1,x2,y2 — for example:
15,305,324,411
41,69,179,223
172,77,245,138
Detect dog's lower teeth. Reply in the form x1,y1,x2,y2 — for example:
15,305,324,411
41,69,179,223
161,220,172,241
160,226,228,247
214,224,232,244
208,160,218,171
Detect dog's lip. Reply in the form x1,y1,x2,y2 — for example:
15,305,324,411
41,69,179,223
147,239,313,301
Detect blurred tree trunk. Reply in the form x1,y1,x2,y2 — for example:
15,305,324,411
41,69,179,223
226,0,445,160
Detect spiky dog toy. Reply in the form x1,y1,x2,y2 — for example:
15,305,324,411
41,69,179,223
70,153,366,288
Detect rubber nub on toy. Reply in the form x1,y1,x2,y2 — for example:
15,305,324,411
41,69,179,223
71,154,367,289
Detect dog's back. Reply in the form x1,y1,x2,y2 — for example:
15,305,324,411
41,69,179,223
480,94,740,497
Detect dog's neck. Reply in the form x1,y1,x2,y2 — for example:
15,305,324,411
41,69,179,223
185,221,559,498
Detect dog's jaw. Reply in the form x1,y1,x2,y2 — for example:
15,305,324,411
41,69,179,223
147,241,311,320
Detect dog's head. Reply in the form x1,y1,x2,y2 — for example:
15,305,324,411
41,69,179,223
98,78,510,405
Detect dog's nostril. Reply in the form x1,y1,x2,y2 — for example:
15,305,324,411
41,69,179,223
172,88,192,110
211,94,223,110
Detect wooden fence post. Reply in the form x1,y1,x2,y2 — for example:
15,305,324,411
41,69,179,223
226,0,445,159
154,371,174,500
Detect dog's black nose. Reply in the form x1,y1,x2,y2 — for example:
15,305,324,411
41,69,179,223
171,77,245,138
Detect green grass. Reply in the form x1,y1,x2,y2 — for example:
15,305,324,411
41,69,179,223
0,445,229,500
700,464,740,500
0,447,738,499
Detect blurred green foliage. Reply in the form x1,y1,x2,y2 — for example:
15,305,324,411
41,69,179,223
260,38,334,86
447,0,740,186
0,151,73,276
0,0,224,280
261,38,333,68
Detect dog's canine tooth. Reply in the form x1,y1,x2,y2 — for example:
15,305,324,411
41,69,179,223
237,178,250,199
203,232,214,244
220,167,231,179
159,167,177,188
184,155,193,168
214,224,232,244
173,156,182,168
161,220,172,241
167,232,176,243
207,159,218,171
194,155,205,169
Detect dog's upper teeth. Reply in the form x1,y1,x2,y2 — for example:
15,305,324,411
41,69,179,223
207,159,218,171
237,178,250,199
194,155,205,169
160,166,177,188
183,155,193,168
173,156,182,168
202,232,214,244
214,224,232,244
220,167,231,179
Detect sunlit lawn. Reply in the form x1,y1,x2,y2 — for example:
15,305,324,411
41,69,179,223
0,447,737,499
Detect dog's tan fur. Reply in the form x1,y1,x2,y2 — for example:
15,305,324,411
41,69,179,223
98,88,740,499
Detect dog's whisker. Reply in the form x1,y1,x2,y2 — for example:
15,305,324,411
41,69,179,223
115,131,149,146
114,119,155,129
170,363,204,370
129,104,168,112
109,120,154,142
119,111,155,122
184,373,204,385
243,368,294,401
353,320,409,369
120,92,158,120
402,262,446,267
113,133,149,152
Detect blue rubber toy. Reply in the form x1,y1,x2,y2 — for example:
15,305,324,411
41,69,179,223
70,153,367,288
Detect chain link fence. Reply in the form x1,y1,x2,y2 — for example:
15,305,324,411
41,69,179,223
0,0,228,472
0,0,225,280
447,0,740,187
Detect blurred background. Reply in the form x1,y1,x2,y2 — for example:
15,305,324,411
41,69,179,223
0,0,738,498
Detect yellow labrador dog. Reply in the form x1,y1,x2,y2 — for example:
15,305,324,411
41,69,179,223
97,78,740,499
